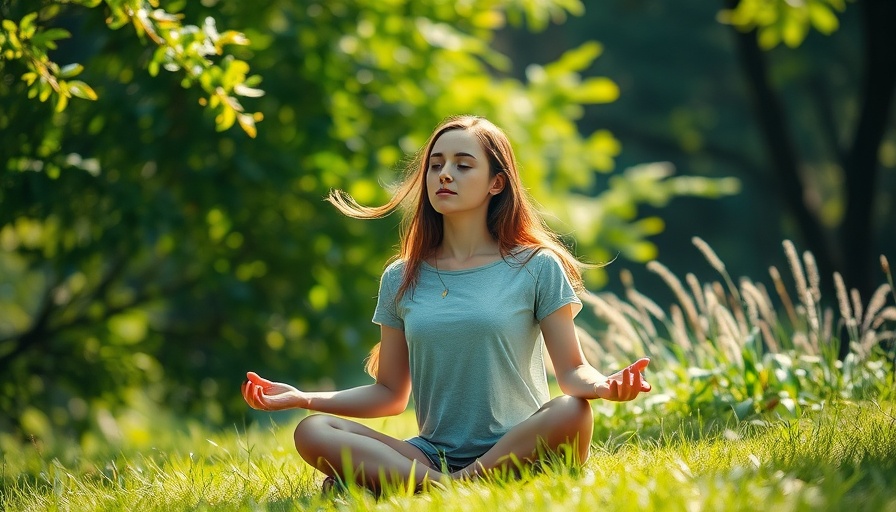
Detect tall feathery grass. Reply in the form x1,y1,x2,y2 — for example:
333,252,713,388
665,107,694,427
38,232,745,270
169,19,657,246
581,238,895,433
2,239,895,511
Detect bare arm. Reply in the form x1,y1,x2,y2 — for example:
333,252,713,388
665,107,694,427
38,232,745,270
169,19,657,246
541,304,651,401
242,325,412,418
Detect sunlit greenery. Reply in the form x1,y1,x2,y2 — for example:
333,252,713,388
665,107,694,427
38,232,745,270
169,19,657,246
2,2,895,509
581,239,895,437
2,349,893,511
4,237,895,509
0,0,739,436
719,0,847,49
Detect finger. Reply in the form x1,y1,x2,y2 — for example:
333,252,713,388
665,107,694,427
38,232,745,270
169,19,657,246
241,381,255,404
246,371,272,387
256,384,274,410
248,385,261,409
242,382,259,409
623,368,636,400
630,370,643,399
248,383,263,409
631,368,651,392
629,358,650,372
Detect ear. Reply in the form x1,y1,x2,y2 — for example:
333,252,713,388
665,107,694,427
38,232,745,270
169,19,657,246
489,172,506,196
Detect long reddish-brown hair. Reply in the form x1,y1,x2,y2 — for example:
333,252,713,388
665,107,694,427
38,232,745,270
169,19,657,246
328,115,587,376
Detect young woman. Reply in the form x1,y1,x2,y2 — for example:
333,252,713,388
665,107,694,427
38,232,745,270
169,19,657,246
241,115,651,493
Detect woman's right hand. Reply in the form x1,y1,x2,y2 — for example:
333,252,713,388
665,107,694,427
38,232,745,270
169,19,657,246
241,371,307,411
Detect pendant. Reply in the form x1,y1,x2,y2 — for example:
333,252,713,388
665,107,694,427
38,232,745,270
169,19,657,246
441,289,448,298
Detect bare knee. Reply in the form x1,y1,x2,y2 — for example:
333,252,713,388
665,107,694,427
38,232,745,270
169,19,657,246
293,414,335,462
548,395,593,429
544,396,593,460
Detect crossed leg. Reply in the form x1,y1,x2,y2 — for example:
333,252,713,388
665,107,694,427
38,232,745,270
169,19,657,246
293,414,448,492
292,395,593,492
455,395,593,479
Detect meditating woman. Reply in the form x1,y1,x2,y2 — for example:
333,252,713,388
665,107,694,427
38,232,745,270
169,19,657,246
241,115,651,493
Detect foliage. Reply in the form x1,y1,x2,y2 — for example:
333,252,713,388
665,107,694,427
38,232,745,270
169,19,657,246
548,0,895,321
0,0,738,437
582,238,895,433
1,399,894,510
719,0,848,49
0,0,261,135
717,0,895,310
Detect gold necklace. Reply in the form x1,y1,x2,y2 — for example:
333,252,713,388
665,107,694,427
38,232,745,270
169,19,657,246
433,256,449,298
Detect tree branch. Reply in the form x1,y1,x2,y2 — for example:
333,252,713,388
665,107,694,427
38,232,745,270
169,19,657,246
0,266,60,368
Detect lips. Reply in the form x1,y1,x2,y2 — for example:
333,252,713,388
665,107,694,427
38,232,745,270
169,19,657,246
436,188,456,195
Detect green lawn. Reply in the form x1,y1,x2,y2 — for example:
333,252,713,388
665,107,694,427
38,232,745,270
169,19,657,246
3,399,895,512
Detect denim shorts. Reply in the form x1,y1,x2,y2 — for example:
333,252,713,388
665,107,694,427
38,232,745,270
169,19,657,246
405,436,484,474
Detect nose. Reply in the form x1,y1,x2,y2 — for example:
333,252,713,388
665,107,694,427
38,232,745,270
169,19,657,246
439,169,453,184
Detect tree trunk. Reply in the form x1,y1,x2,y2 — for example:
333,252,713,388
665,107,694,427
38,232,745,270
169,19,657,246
840,0,896,302
724,1,838,288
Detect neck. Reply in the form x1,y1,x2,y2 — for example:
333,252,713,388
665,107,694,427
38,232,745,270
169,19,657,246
439,215,499,262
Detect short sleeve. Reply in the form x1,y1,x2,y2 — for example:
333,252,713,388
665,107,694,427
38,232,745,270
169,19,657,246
534,251,583,321
372,261,405,330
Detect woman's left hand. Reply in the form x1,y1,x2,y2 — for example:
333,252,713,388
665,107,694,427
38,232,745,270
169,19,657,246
596,358,652,402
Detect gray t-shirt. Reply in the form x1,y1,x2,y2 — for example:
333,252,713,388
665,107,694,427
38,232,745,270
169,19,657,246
372,248,582,459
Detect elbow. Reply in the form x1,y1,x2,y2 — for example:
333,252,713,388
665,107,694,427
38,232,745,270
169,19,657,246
381,394,409,416
384,401,408,416
378,383,411,416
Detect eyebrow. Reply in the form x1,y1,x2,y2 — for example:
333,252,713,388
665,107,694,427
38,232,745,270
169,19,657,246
429,152,478,160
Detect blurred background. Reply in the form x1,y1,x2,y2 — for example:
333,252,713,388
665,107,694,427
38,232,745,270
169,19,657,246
1,0,894,441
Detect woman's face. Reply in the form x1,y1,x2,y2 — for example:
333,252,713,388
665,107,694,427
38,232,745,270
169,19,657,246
426,129,503,217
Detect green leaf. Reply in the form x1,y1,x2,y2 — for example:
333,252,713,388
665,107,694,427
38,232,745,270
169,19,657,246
108,311,149,345
471,10,505,30
781,17,808,48
733,398,756,420
574,77,619,104
236,113,257,138
32,28,72,44
808,3,839,34
55,92,68,112
68,80,98,100
59,63,84,78
233,84,264,98
547,41,602,74
38,82,51,102
215,106,236,131
757,26,781,50
19,12,39,32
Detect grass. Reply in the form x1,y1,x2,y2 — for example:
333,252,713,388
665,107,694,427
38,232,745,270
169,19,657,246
2,400,895,511
3,238,895,511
